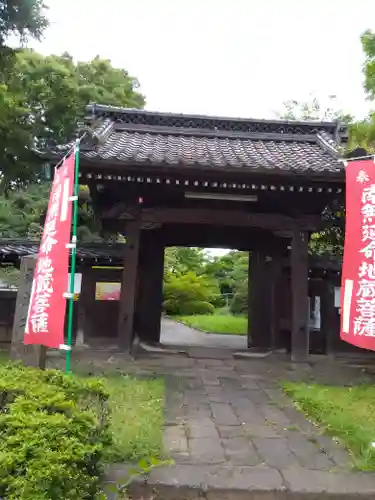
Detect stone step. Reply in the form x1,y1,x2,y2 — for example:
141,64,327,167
104,463,375,500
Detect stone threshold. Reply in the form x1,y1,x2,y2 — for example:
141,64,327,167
105,463,375,499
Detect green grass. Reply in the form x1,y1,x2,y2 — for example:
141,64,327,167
104,375,165,462
283,382,375,471
177,314,247,335
0,352,165,463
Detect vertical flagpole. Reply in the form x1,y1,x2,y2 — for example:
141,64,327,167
65,140,80,373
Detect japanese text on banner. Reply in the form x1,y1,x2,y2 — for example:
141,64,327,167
355,176,375,337
24,153,75,348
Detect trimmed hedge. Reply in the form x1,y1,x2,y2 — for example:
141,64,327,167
0,362,110,500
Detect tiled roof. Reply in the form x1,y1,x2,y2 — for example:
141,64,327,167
0,240,125,264
76,104,348,176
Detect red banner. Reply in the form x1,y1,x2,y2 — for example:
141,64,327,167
341,159,375,349
24,153,75,348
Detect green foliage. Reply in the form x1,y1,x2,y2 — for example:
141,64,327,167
230,279,248,315
163,271,218,315
0,362,110,499
0,265,20,287
278,93,352,123
0,49,144,189
0,181,103,241
0,1,48,48
164,247,207,277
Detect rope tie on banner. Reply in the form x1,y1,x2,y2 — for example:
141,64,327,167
53,132,87,170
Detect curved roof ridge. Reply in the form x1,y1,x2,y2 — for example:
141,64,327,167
85,103,348,139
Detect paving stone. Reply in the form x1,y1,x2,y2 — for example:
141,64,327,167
221,437,260,466
252,437,300,468
244,423,281,439
230,396,258,412
245,389,272,406
147,464,284,492
210,402,240,426
188,422,219,439
239,378,261,390
233,405,267,425
205,384,223,394
189,438,226,464
206,393,229,404
281,467,375,495
188,416,215,428
184,405,213,419
312,434,353,469
217,425,247,439
282,405,317,434
260,405,292,428
164,426,189,457
202,374,220,386
286,431,334,470
164,404,185,426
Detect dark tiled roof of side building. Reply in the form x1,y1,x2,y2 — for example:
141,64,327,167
75,104,348,176
0,240,125,265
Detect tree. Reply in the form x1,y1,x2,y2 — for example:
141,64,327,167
164,247,207,277
0,182,102,241
204,251,248,298
348,30,375,153
0,50,145,190
0,1,48,50
278,93,352,123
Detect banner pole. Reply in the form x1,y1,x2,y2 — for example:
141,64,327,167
65,140,80,373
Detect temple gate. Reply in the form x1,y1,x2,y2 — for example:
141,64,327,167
46,105,347,361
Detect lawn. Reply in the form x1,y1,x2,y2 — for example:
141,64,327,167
177,314,247,335
105,375,165,462
283,382,375,471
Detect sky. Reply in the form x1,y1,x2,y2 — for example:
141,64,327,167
27,0,375,254
30,0,375,121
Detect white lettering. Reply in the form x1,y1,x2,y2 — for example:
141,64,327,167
357,170,370,183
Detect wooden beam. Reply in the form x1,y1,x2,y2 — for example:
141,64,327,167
291,230,309,362
117,218,141,351
141,208,321,231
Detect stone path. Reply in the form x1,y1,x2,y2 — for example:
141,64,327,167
100,350,375,498
46,323,375,498
160,317,247,350
163,357,352,473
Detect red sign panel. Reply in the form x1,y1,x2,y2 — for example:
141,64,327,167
25,153,75,348
341,159,375,349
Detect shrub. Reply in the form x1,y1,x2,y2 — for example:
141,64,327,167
164,299,215,316
0,362,110,500
163,271,218,316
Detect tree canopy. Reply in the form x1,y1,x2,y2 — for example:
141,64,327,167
0,50,145,190
0,0,48,49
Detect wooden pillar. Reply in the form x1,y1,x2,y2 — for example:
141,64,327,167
291,230,309,361
321,280,336,355
136,230,165,344
248,250,273,349
117,218,141,351
270,251,283,349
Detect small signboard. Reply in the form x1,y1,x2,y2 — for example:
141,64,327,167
95,282,121,301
